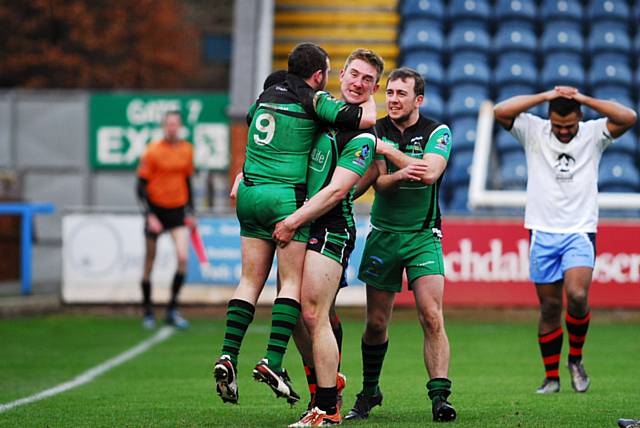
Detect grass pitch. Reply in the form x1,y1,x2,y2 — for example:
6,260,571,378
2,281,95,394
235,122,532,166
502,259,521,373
0,310,638,427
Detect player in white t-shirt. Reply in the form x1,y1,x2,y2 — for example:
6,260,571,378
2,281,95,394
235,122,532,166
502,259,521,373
494,86,637,395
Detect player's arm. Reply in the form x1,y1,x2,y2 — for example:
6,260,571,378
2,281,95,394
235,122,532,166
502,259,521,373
377,138,429,170
273,167,361,246
136,176,163,234
246,102,257,126
229,171,243,200
353,163,379,199
314,91,376,129
373,162,429,194
494,88,565,129
571,91,637,138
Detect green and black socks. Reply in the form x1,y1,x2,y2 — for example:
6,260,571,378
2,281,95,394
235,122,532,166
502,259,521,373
221,299,256,366
361,340,388,396
265,297,301,372
427,378,452,404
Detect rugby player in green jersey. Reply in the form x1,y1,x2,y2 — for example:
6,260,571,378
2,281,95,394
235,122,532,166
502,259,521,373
272,48,384,427
214,42,377,406
344,67,457,422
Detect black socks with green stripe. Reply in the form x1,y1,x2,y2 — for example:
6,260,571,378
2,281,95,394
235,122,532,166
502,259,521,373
265,297,301,372
221,299,255,366
361,340,388,396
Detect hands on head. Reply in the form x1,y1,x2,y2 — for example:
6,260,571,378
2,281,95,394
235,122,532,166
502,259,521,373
546,86,585,103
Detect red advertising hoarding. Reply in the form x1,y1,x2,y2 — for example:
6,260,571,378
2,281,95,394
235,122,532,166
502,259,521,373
395,219,640,308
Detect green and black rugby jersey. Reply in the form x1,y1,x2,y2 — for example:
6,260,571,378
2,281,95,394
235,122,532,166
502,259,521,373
243,74,363,186
307,127,376,229
371,114,452,233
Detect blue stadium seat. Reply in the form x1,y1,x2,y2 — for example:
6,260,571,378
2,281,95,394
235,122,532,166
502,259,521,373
494,0,537,27
419,91,445,121
448,150,474,184
592,86,635,106
449,83,490,100
448,0,491,24
590,52,631,68
636,0,640,24
447,90,488,119
493,24,537,56
635,31,640,57
499,152,528,190
447,56,491,86
494,54,538,87
540,23,584,56
399,21,445,54
587,0,630,27
402,0,446,22
587,24,631,56
588,61,633,90
606,132,637,157
540,0,583,25
447,24,491,58
450,117,478,152
542,54,585,89
495,128,523,156
599,154,640,192
448,185,471,212
402,51,445,89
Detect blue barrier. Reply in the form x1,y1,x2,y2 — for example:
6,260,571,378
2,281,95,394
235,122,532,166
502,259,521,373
0,202,55,295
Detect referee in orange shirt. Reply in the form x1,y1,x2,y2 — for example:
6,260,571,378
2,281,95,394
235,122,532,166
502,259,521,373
136,110,195,329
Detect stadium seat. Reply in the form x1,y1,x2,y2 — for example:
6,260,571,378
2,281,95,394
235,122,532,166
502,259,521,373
494,0,537,27
419,91,445,121
402,51,445,89
493,24,537,56
447,90,488,119
599,155,640,192
495,128,523,155
399,21,444,54
401,0,446,23
587,0,630,27
499,152,528,190
448,150,474,184
588,61,633,90
587,25,631,56
447,24,491,58
447,185,471,212
450,117,478,153
542,54,585,89
592,86,635,107
449,82,490,100
606,132,637,157
590,52,631,68
447,55,491,87
635,31,640,57
448,0,491,25
494,54,538,88
540,0,583,25
540,23,584,56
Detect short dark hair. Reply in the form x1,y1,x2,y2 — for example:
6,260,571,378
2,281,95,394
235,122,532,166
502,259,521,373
344,48,385,83
387,67,425,96
287,42,329,79
263,69,287,90
163,110,182,123
549,97,581,117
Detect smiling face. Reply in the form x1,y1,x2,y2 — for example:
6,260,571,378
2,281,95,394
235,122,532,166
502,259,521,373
549,110,580,143
386,76,423,125
339,58,379,104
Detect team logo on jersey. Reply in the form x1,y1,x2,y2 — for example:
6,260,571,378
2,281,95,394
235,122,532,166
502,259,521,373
554,153,575,181
309,238,319,245
353,145,370,167
435,132,450,151
363,256,384,278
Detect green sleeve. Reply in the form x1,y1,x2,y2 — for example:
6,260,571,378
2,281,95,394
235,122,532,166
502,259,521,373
246,102,257,126
425,125,452,161
313,91,362,128
375,136,398,161
337,133,376,176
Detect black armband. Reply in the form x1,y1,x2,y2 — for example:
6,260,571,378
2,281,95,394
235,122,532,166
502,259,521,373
333,104,364,130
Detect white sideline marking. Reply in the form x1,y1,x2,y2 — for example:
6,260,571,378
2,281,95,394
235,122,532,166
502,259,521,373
0,326,175,413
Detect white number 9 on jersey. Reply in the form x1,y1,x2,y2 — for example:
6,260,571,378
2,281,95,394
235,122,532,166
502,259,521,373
253,113,275,146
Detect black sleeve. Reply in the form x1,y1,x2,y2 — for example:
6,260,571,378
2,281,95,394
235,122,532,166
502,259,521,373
332,104,363,130
136,178,150,214
185,177,194,216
